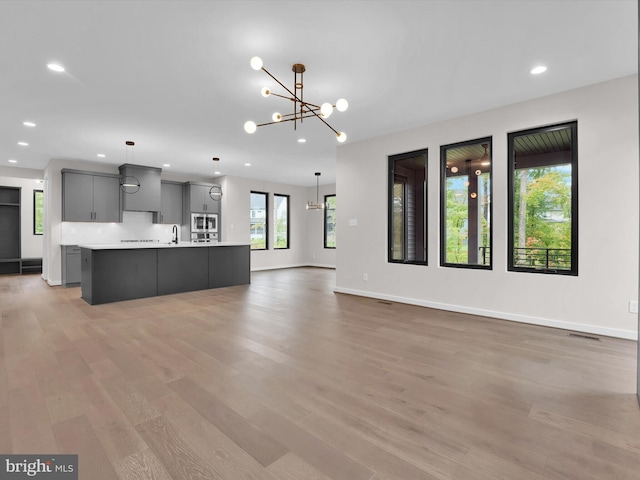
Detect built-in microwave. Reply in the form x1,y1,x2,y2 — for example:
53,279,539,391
191,213,217,233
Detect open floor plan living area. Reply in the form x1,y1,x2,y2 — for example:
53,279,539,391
0,1,639,479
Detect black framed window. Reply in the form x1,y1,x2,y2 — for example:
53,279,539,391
250,191,268,250
324,195,336,248
508,121,578,275
274,194,289,249
33,189,44,235
440,137,492,269
388,149,427,264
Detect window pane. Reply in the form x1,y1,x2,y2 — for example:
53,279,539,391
34,190,44,235
388,150,427,264
250,191,268,250
324,195,336,248
391,182,405,260
274,194,289,249
441,139,492,268
509,122,577,274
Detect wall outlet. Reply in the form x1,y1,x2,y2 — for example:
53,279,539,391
629,300,638,314
363,273,368,281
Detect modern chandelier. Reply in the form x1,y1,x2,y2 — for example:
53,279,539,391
244,57,348,142
307,172,326,210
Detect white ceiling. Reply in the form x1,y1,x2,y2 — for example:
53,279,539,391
0,0,636,187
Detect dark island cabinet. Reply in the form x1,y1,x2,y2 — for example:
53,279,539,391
157,247,208,295
81,244,250,305
209,245,250,288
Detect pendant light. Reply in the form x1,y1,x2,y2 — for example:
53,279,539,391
120,141,140,194
209,157,223,200
306,172,326,210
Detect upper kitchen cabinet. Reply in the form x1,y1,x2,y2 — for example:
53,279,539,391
185,182,221,213
119,164,161,212
62,170,120,222
153,181,183,224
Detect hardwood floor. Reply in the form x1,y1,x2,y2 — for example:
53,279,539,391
0,268,638,480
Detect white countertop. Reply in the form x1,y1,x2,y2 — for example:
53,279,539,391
77,241,249,250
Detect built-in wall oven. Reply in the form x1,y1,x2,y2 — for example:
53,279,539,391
190,213,218,243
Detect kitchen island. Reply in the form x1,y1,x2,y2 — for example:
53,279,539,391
78,242,250,305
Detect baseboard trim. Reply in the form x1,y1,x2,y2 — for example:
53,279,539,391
47,279,62,286
333,286,637,341
252,264,336,272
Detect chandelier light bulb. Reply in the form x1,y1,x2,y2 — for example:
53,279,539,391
261,87,271,97
250,56,263,70
272,112,282,122
336,98,349,112
244,121,257,134
320,103,333,118
47,63,65,73
337,132,347,143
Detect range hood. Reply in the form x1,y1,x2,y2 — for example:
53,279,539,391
119,164,162,212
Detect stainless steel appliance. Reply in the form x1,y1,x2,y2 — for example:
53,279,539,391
190,213,218,243
191,232,218,243
191,212,217,233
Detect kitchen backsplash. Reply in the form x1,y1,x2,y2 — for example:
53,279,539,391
60,211,179,245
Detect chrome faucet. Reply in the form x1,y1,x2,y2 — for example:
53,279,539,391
172,225,178,244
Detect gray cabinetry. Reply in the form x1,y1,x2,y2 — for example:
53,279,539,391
62,170,120,222
61,245,81,286
81,244,249,305
186,182,220,213
81,248,158,305
154,181,183,224
119,164,161,212
157,247,208,295
0,186,21,274
209,245,250,288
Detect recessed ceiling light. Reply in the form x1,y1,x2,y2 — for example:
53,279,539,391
97,153,106,158
8,159,17,164
214,171,221,175
47,63,65,73
298,138,307,143
17,142,29,146
23,121,36,127
163,164,170,167
244,163,251,166
530,65,547,75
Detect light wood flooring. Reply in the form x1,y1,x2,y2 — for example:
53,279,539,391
0,268,639,480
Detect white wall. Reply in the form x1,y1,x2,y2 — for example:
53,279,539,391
306,182,337,268
222,175,323,271
335,75,639,340
0,166,44,259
